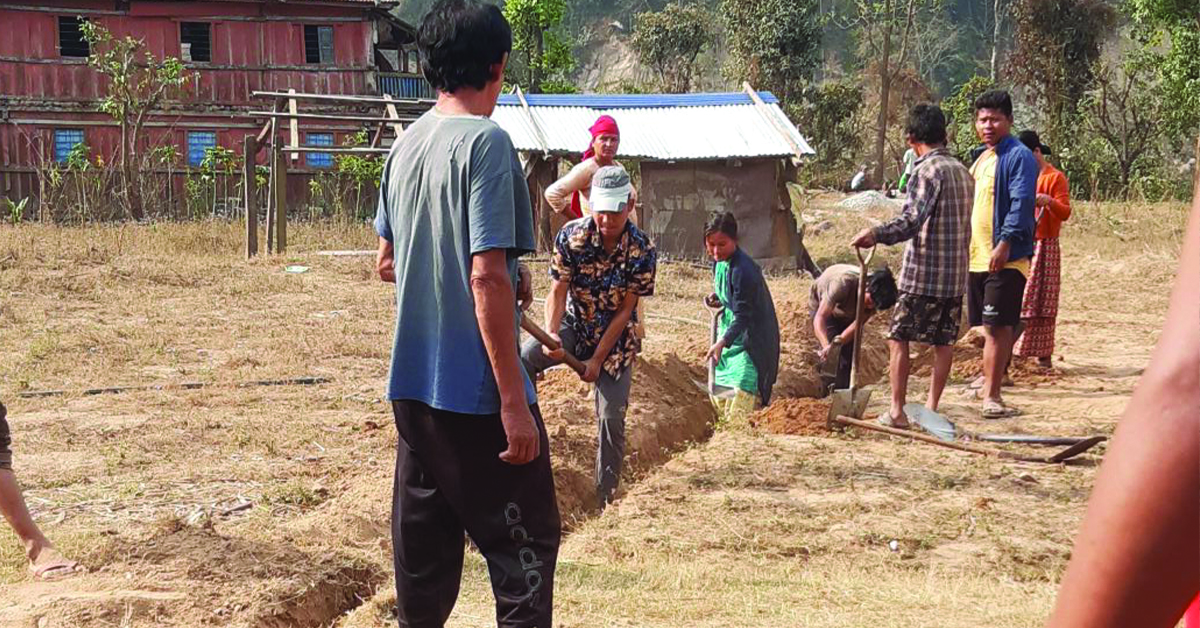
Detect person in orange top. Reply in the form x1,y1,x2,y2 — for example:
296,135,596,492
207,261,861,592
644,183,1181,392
1013,130,1070,367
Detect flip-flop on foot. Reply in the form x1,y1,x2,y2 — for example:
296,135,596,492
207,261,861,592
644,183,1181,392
877,413,911,430
981,399,1020,419
30,559,82,581
29,547,83,582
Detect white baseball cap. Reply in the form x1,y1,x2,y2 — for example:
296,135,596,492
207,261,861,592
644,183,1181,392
590,164,633,213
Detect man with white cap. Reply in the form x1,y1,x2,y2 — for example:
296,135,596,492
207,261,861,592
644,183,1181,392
521,164,657,510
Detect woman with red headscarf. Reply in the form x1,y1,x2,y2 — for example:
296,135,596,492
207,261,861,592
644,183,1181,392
545,115,639,224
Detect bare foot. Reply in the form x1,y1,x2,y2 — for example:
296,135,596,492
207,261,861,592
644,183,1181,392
28,544,82,581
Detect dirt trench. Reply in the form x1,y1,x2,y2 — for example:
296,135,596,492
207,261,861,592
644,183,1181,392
13,310,887,628
259,349,721,628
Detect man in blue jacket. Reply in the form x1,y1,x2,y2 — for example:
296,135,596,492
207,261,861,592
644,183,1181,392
966,90,1038,419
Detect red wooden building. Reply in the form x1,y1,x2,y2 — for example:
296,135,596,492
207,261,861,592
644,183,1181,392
0,0,432,214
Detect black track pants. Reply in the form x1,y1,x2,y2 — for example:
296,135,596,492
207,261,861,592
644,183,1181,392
390,400,561,628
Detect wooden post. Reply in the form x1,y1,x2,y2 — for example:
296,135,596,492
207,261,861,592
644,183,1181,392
288,88,300,163
274,144,288,253
243,135,258,258
382,94,404,138
265,118,276,253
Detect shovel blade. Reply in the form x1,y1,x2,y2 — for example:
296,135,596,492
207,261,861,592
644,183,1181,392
1047,436,1107,463
905,403,957,442
829,387,871,423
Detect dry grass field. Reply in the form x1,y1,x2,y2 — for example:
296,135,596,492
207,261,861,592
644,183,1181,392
0,195,1189,627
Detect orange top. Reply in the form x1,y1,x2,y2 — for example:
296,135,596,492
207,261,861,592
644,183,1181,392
1035,164,1071,240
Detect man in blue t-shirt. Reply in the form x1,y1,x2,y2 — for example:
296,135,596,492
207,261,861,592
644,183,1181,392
373,1,559,625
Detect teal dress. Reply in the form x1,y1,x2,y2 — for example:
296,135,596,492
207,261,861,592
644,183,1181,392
713,260,758,395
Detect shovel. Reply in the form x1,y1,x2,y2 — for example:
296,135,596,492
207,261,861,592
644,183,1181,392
832,415,1106,463
828,245,875,428
520,316,587,377
704,293,723,397
904,403,1106,460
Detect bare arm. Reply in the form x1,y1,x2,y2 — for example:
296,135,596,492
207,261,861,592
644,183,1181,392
837,317,862,345
592,292,639,367
470,249,538,465
1046,199,1199,627
544,278,569,336
376,237,395,283
813,299,836,349
544,160,594,217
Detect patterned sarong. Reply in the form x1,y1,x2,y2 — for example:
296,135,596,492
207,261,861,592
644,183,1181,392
1015,237,1061,358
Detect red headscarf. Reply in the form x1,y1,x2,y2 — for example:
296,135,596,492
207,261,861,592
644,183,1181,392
572,115,620,218
582,115,620,160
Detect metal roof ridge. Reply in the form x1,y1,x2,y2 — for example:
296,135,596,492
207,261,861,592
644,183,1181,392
495,91,781,109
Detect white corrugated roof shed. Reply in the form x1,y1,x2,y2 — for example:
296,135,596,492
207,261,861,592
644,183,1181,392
492,92,815,161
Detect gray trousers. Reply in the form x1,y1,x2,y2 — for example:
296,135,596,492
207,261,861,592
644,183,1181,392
520,325,633,508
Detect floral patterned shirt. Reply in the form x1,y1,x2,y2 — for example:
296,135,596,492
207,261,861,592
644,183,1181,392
550,217,657,377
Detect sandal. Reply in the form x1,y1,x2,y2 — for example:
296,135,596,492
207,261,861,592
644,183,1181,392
981,399,1020,419
877,413,911,430
30,558,82,581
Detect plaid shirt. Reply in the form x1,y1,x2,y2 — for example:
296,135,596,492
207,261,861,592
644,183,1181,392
551,217,657,377
873,148,974,298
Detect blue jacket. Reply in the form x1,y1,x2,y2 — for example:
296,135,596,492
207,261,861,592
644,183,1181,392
989,135,1039,262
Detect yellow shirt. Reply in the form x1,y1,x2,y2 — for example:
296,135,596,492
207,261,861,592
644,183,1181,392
969,149,1030,276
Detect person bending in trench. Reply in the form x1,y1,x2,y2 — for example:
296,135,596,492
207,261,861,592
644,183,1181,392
544,114,646,339
0,401,82,581
522,164,656,511
810,265,898,394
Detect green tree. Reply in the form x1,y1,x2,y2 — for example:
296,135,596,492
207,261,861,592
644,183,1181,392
504,0,575,94
838,0,937,185
943,75,994,162
720,0,821,108
795,81,865,186
1080,56,1170,195
1008,0,1115,146
630,2,714,93
80,20,188,220
1128,0,1200,137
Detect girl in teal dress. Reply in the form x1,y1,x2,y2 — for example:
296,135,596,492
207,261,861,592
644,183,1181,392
703,212,781,425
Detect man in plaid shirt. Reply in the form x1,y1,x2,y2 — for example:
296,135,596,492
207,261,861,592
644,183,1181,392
852,104,974,428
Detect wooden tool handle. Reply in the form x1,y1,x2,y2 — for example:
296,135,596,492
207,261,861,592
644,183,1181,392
832,415,1037,461
849,246,875,392
520,316,588,376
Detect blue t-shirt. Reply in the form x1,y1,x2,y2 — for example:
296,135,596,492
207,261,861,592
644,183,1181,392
374,109,537,414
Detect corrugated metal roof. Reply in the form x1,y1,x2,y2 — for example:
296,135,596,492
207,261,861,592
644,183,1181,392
492,91,815,161
495,92,780,109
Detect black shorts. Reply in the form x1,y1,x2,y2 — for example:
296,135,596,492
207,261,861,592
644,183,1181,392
0,402,11,471
968,269,1027,328
888,293,963,346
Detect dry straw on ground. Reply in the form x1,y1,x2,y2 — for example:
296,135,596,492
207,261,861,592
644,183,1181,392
0,197,1188,627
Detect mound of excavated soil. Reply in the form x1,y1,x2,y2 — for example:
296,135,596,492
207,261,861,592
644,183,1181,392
750,397,832,436
536,350,714,523
774,297,890,398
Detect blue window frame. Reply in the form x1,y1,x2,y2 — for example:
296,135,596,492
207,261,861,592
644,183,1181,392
53,128,84,163
305,133,334,168
187,131,217,167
